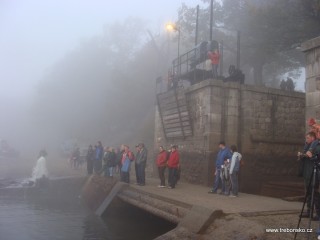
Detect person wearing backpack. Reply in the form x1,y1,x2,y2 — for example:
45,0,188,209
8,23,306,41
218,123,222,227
120,145,134,183
229,145,242,197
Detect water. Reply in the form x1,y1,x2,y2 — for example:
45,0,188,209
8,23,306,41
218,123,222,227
0,195,175,240
0,196,111,240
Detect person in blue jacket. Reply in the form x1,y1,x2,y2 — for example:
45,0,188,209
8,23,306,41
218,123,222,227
208,141,232,194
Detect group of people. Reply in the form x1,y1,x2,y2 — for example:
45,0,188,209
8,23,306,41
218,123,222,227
155,145,180,189
298,117,320,220
208,141,242,197
85,142,148,185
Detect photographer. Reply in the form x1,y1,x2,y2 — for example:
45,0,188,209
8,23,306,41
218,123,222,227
298,131,320,219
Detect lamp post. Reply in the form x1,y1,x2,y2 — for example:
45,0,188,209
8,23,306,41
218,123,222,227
166,23,181,80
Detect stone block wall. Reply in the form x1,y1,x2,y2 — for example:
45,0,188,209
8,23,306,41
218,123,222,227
154,80,305,194
302,36,320,122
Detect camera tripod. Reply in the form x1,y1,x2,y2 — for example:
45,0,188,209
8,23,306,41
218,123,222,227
294,161,320,240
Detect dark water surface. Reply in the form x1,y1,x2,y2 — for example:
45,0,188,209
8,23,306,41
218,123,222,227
0,195,175,240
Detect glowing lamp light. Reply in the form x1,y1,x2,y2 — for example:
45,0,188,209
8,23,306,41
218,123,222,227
166,23,178,32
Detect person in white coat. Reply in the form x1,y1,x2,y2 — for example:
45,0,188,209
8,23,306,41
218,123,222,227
229,145,242,197
31,149,49,186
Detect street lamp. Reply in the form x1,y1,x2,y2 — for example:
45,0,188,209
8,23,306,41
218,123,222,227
166,23,181,81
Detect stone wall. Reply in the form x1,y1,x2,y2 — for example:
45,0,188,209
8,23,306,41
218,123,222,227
155,80,305,194
302,36,320,122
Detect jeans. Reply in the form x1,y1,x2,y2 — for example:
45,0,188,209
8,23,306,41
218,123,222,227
136,162,146,185
212,169,225,192
212,64,218,78
230,171,239,196
168,167,178,188
107,167,114,177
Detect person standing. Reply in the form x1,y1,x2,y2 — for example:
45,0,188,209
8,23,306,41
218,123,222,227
103,147,116,177
116,146,124,174
94,141,103,174
229,145,242,197
156,146,168,188
86,145,94,175
120,145,134,183
221,158,231,195
207,49,220,79
208,141,232,194
298,132,320,219
71,147,80,169
167,145,180,189
135,145,141,184
136,143,148,186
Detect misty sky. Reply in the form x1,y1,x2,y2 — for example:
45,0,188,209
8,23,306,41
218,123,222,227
0,0,198,100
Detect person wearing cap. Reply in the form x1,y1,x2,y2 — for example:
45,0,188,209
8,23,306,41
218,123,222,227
136,143,148,186
208,141,232,194
167,145,180,189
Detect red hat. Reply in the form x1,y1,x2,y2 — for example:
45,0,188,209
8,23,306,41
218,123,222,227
308,118,316,126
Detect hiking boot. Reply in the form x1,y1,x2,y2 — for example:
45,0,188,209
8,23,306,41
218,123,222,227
208,190,217,194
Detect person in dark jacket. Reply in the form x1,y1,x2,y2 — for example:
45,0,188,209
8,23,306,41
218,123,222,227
71,147,80,169
103,147,117,177
298,132,320,220
135,145,141,184
136,143,148,186
208,141,232,194
116,146,124,174
156,146,167,187
94,141,103,174
167,145,180,189
86,145,94,175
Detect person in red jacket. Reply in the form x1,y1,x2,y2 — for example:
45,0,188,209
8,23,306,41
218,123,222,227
167,145,180,189
156,146,168,188
207,49,220,79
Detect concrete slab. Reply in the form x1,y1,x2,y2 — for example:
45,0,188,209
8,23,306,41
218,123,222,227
95,182,127,216
130,178,302,215
178,205,223,234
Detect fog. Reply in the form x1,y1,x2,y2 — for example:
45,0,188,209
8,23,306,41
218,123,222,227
0,0,318,178
0,0,195,171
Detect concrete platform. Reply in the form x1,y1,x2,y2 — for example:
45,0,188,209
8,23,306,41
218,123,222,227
82,175,304,239
131,178,302,215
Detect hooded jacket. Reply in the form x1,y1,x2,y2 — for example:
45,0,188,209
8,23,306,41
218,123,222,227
167,150,179,168
156,150,168,167
230,152,242,174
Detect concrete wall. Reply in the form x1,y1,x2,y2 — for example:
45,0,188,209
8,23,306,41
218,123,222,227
155,80,305,194
302,36,320,121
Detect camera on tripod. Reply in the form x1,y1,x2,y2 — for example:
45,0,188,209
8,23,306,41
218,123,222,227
310,154,320,166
